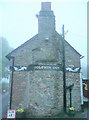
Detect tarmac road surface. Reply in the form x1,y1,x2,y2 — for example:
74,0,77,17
2,92,9,118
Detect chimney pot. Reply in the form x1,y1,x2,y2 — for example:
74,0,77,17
41,2,51,11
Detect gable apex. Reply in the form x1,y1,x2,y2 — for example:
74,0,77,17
6,32,82,60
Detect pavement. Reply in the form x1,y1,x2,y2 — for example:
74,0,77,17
1,92,9,118
74,106,89,119
0,93,2,119
80,101,89,119
1,92,89,119
58,102,89,119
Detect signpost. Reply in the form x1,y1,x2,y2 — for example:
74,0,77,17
7,109,16,120
66,83,74,107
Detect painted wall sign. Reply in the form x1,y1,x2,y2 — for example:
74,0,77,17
66,67,81,73
10,65,81,72
28,64,62,71
10,64,62,71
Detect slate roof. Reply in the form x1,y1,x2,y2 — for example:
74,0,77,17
6,32,82,60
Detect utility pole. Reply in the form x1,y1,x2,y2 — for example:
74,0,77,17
10,56,14,109
62,24,66,112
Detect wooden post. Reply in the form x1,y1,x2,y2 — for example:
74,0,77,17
62,24,66,112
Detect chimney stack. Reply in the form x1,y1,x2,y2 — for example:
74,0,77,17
37,2,55,36
41,2,51,11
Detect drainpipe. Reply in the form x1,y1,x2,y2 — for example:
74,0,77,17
9,56,15,109
80,56,84,111
80,69,83,105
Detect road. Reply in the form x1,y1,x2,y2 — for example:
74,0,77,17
0,93,2,119
87,102,89,120
2,92,9,118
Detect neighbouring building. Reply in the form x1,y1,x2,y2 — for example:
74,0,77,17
6,2,82,117
82,78,89,102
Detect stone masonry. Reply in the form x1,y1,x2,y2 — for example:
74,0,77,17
6,2,82,117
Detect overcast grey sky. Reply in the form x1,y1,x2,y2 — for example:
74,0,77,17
0,0,87,77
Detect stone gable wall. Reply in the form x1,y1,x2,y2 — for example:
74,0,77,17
65,43,81,111
9,34,81,116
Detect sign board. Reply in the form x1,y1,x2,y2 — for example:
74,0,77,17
10,64,80,73
7,109,16,119
10,64,62,71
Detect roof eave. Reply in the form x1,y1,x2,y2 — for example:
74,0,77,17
6,34,38,60
56,31,82,57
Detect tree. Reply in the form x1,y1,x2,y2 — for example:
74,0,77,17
0,37,13,79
